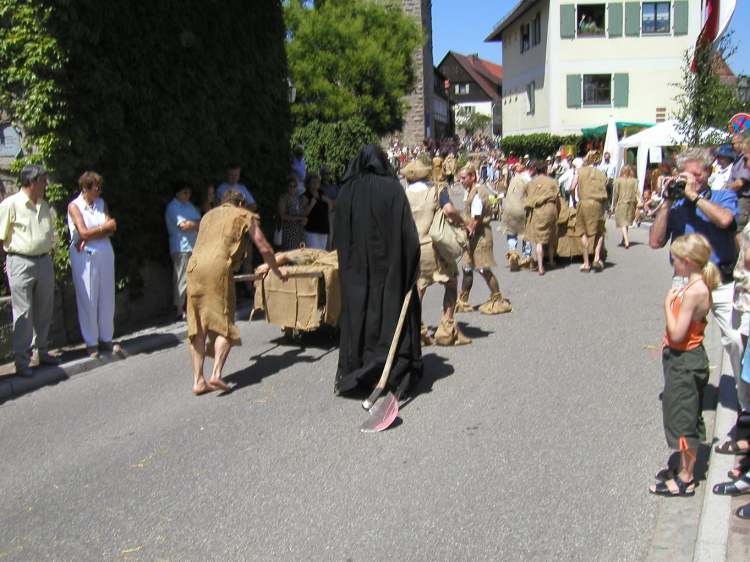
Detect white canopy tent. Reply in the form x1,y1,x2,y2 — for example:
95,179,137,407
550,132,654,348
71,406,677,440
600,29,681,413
617,119,727,192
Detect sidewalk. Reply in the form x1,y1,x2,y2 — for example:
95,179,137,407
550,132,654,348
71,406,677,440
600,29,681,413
0,302,253,403
647,315,750,561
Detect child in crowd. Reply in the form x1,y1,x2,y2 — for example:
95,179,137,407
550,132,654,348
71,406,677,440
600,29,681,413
650,233,717,497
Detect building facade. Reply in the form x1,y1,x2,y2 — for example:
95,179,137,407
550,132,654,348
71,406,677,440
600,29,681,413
437,51,503,135
486,0,702,136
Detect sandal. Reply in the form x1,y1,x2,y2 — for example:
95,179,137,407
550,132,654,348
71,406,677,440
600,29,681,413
737,503,750,519
714,440,750,455
649,475,695,497
592,260,604,272
713,477,750,496
580,265,591,273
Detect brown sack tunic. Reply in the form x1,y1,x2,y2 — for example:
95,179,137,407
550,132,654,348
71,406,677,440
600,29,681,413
432,156,445,186
525,175,560,245
613,177,639,228
575,166,608,237
500,175,528,236
406,185,455,290
186,204,259,346
462,183,496,269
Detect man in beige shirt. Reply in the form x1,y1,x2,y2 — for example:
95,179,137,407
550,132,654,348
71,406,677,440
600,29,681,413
0,164,60,376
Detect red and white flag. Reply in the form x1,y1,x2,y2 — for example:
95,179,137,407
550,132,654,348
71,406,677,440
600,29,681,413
694,0,736,55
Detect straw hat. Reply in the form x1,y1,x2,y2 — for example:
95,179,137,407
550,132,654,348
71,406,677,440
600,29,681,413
583,150,602,167
402,159,432,183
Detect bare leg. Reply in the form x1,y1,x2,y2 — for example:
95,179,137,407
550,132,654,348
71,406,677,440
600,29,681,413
480,269,500,295
461,269,474,296
208,334,232,391
621,226,630,248
189,322,210,395
580,234,590,270
443,278,457,320
593,234,604,263
547,243,556,267
535,243,545,274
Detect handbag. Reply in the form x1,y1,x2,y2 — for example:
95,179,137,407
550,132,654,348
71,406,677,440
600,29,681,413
429,208,467,262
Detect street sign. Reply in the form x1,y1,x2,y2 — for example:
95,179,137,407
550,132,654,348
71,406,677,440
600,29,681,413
729,113,750,133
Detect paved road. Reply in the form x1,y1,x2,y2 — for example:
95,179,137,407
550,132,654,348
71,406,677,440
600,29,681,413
0,222,675,561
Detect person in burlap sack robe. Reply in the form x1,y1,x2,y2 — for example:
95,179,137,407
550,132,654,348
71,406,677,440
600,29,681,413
572,150,608,272
611,164,640,249
499,161,531,271
524,161,561,276
456,164,512,314
402,159,471,347
186,190,288,395
432,152,445,187
442,151,457,188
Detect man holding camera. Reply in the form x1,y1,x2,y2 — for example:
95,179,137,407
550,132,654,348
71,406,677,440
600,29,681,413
650,148,744,391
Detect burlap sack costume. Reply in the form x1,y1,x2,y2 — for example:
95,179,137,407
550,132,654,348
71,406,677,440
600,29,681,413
462,183,496,269
254,249,340,331
613,177,639,228
187,204,259,350
500,175,528,236
525,175,560,245
575,166,608,237
403,161,456,291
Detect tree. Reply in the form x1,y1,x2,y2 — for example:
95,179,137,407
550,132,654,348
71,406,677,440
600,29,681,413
672,34,747,145
455,107,491,137
284,0,422,136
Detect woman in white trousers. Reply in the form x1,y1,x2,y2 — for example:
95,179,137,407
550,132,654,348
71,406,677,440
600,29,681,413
67,171,119,358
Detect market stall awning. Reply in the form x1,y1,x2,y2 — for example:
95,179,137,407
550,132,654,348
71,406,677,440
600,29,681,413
581,121,653,139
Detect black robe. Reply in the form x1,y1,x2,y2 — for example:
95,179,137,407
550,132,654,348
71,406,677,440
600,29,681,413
334,145,422,394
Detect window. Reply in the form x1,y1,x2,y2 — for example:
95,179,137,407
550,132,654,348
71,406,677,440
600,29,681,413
577,4,605,36
526,82,536,115
582,74,611,105
454,83,470,95
642,2,671,34
532,12,542,45
521,23,530,52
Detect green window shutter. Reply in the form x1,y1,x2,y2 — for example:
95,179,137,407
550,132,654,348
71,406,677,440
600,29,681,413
567,75,582,108
674,1,689,35
613,73,629,107
560,4,576,38
608,3,623,37
625,2,641,36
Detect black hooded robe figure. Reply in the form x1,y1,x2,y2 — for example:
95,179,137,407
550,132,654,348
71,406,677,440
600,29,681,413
334,144,423,395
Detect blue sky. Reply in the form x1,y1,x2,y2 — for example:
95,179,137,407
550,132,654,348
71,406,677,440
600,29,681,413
432,0,749,75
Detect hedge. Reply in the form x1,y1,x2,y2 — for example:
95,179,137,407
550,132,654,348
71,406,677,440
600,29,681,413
500,133,583,159
0,0,291,293
291,118,377,183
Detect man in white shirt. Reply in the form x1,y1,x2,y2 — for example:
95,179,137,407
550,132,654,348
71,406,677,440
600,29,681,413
216,163,258,212
708,144,736,190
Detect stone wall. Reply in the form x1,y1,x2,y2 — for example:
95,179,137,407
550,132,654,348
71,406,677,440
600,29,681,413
379,0,434,145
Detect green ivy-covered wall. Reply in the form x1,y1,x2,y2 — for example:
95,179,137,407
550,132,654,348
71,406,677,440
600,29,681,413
0,0,291,292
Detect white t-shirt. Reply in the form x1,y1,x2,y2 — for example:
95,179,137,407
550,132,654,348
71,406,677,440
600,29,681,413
709,162,732,190
470,193,484,217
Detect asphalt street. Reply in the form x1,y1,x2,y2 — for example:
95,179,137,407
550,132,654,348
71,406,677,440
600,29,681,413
0,221,676,561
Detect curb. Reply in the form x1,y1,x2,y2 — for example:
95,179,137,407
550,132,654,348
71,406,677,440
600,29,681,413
0,326,188,403
647,318,727,562
0,304,253,403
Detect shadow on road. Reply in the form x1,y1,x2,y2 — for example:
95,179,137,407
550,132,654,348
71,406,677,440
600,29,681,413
400,352,455,411
457,323,493,340
224,344,336,393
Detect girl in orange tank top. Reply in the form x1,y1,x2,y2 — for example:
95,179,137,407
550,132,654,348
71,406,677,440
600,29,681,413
650,233,718,497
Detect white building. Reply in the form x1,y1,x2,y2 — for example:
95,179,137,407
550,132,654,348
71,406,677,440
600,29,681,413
485,0,702,136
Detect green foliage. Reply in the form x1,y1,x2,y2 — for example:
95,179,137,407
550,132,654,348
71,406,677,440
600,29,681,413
500,133,582,159
0,0,291,290
284,0,422,136
291,117,377,181
672,34,747,145
456,107,491,136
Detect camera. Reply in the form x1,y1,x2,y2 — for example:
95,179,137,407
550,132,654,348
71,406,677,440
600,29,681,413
664,178,687,201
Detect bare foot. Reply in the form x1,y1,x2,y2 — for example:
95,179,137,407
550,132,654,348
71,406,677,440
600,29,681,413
207,377,231,393
192,380,213,396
